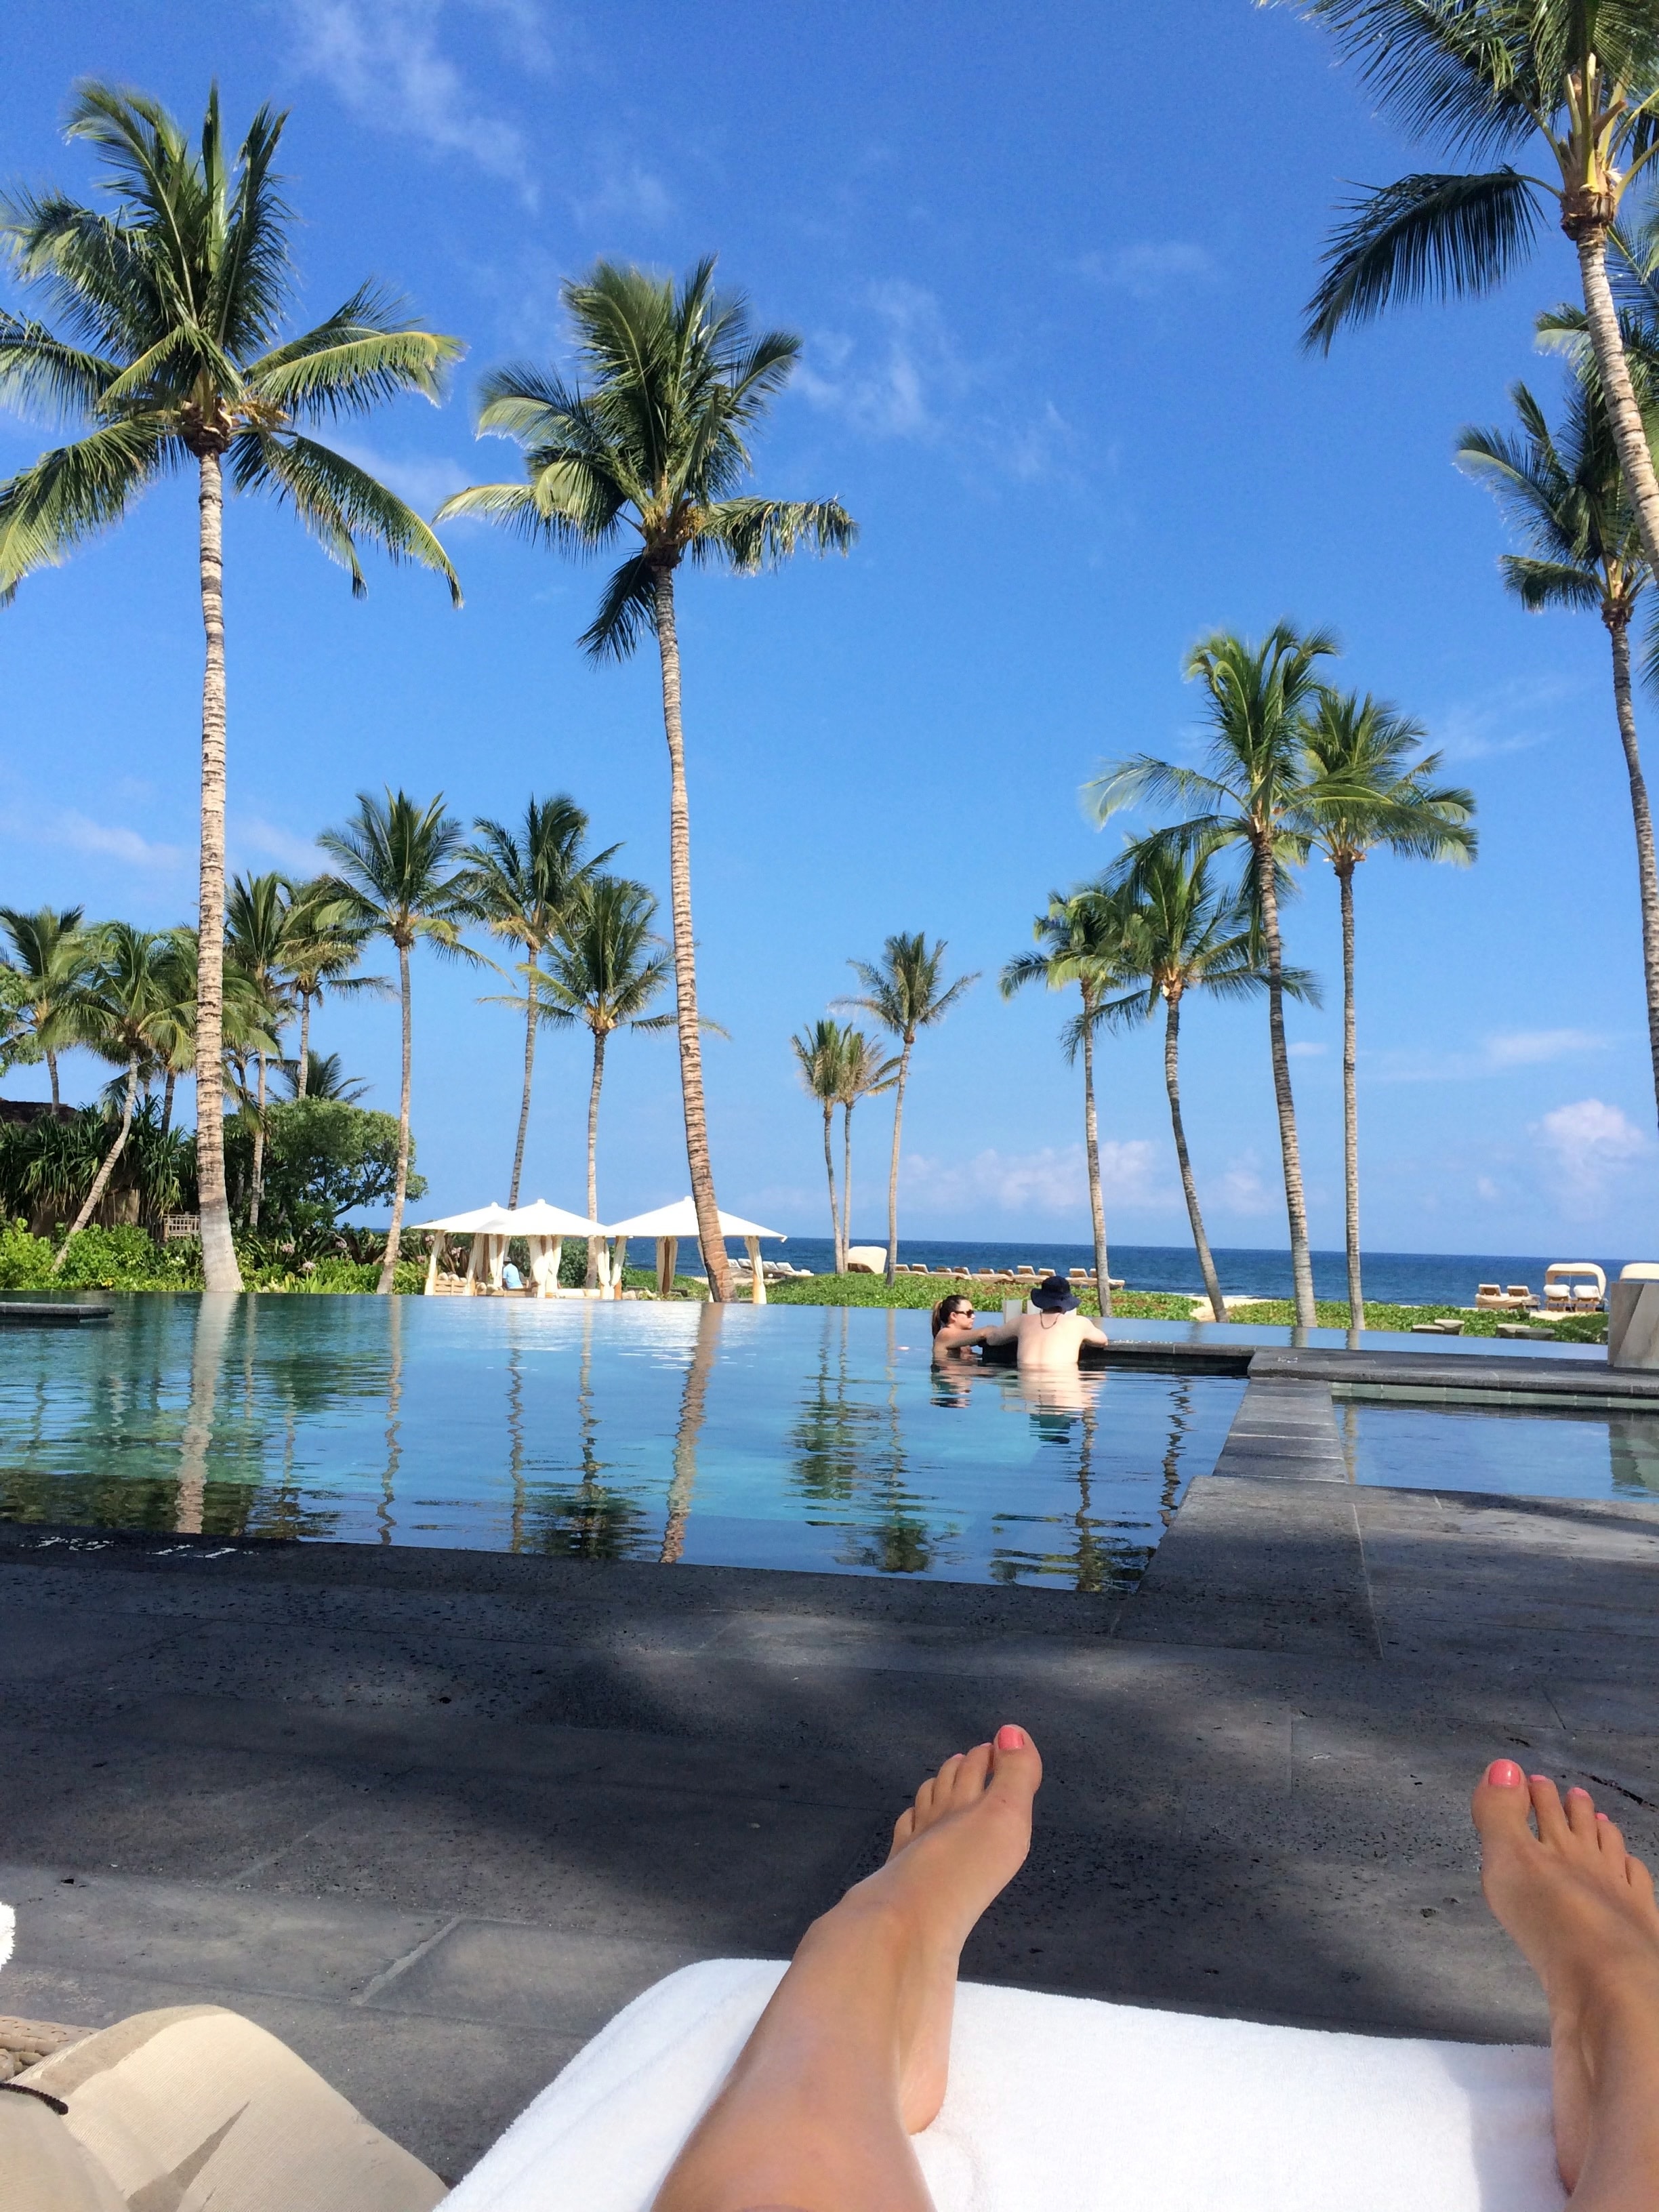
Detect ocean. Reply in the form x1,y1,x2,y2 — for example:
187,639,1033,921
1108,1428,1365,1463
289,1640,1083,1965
772,1238,1624,1307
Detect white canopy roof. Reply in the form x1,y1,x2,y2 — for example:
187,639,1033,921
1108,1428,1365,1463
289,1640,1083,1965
411,1203,515,1235
412,1200,605,1237
604,1197,785,1242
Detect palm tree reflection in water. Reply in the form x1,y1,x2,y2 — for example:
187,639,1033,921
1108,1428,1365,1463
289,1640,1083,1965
527,1302,651,1559
176,1296,234,1534
506,1334,527,1553
379,1294,403,1545
661,1302,722,1564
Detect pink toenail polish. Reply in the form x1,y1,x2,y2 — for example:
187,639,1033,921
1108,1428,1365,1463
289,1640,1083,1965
996,1725,1027,1751
1486,1760,1525,1787
1597,1812,1611,1824
1568,1786,1591,1801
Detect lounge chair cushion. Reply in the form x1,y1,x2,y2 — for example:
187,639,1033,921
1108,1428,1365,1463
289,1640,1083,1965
441,1959,1561,2211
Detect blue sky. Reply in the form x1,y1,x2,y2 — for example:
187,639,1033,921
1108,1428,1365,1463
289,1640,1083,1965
3,0,1656,1256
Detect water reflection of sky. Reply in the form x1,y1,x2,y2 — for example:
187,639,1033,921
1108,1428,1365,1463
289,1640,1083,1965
1340,1398,1659,1500
0,1298,1246,1588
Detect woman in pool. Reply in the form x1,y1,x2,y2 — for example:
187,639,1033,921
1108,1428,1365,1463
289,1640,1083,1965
930,1292,994,1360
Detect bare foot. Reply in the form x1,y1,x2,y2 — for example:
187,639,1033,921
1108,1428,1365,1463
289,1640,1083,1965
1473,1760,1659,2192
834,1723,1042,2131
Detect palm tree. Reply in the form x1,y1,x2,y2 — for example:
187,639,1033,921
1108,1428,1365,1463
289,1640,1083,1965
1000,886,1136,1315
1290,0,1659,581
317,790,480,1292
835,1028,900,1271
1107,840,1292,1324
1087,624,1335,1327
1296,691,1476,1328
839,934,977,1282
0,84,462,1292
1456,379,1657,1120
282,879,388,1092
0,905,95,1107
791,1017,851,1270
438,258,856,1300
459,796,616,1206
276,1050,368,1103
533,876,672,1279
53,924,195,1262
225,871,300,1229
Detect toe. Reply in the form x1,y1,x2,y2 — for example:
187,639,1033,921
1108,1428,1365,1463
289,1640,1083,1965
1472,1757,1534,1848
1595,1809,1628,1864
890,1807,915,1857
986,1723,1043,1808
1530,1774,1572,1847
1565,1786,1599,1840
951,1742,992,1805
912,1776,937,1830
1627,1851,1656,1903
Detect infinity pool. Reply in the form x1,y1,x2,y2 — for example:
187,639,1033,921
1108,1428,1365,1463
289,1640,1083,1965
0,1297,1246,1589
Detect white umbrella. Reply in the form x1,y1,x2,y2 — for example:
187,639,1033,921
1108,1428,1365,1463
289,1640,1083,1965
602,1197,785,1303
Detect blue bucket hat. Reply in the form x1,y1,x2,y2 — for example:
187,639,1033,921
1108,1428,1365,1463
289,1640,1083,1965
1029,1273,1078,1312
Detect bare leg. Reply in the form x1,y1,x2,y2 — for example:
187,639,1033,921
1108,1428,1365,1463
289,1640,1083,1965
651,1724,1042,2212
1473,1759,1659,2209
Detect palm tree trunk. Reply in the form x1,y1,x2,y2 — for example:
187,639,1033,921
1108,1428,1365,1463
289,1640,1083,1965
1337,859,1364,1332
377,939,412,1295
193,449,242,1294
46,1048,60,1112
1256,844,1316,1328
53,1055,138,1266
884,1038,911,1283
1608,615,1659,1132
509,972,537,1208
160,1068,176,1142
822,1101,841,1271
660,1302,720,1563
249,1050,267,1231
651,569,729,1300
842,1101,855,1272
297,992,312,1095
1578,230,1659,581
1163,994,1226,1323
585,1027,606,1288
1079,998,1111,1319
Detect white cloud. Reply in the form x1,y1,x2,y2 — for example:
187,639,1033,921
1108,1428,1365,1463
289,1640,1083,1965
9,808,185,870
1485,1028,1606,1069
1286,1040,1326,1059
284,0,539,197
1430,674,1584,764
572,161,675,230
1372,1027,1610,1084
334,438,471,515
1215,1153,1275,1216
1076,241,1218,301
234,817,325,875
796,281,972,441
1534,1097,1650,1208
902,1141,1165,1216
1475,1174,1501,1202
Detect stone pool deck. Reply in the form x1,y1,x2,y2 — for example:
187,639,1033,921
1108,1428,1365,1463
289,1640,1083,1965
3,1460,1659,2182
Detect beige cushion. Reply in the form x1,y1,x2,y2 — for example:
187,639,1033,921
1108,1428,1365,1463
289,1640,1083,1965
0,2089,129,2212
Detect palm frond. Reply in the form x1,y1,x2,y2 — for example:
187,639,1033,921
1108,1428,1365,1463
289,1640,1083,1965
230,430,461,603
0,417,173,596
1303,169,1542,352
0,315,121,421
249,287,463,419
694,495,858,570
578,551,658,661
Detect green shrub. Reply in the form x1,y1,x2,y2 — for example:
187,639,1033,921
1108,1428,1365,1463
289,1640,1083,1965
0,1221,55,1289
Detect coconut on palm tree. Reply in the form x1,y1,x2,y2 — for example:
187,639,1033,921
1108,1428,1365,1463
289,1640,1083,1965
0,905,96,1108
1456,380,1656,1115
1000,884,1136,1316
437,258,856,1300
1288,0,1659,579
459,797,616,1207
1296,691,1475,1328
839,934,977,1282
834,1028,900,1271
282,880,388,1092
792,1017,852,1270
1088,624,1334,1328
317,790,480,1292
533,875,672,1284
0,84,462,1292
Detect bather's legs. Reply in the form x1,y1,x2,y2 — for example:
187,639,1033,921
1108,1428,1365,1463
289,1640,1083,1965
1473,1761,1659,2209
651,1725,1042,2212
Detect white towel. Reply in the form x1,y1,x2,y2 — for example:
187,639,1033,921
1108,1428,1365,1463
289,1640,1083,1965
443,1959,1563,2212
0,1900,13,1974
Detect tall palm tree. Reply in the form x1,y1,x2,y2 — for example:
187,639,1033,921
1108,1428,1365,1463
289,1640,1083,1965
1000,886,1136,1315
318,790,480,1292
839,934,977,1282
459,796,616,1206
1107,839,1294,1324
438,258,856,1300
1456,379,1657,1121
1088,624,1335,1327
533,876,672,1277
791,1017,851,1270
282,878,388,1092
1289,0,1659,579
0,904,94,1107
1296,691,1476,1328
225,870,299,1229
835,1028,900,1271
276,1048,368,1103
0,84,462,1292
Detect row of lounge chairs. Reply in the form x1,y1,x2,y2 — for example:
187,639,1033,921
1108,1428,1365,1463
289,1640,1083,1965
893,1263,1128,1288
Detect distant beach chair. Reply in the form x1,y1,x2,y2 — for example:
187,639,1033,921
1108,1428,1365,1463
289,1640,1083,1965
1507,1284,1536,1309
1473,1283,1505,1309
1068,1269,1089,1282
1015,1266,1038,1280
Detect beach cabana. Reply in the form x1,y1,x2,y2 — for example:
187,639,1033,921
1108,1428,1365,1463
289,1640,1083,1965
413,1200,606,1296
602,1198,786,1303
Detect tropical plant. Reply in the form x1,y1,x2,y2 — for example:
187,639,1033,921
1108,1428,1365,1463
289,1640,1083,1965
276,1048,368,1103
0,905,96,1105
438,258,856,1298
1296,691,1476,1327
224,1094,416,1254
1105,840,1291,1324
317,790,480,1292
838,934,977,1282
1087,623,1335,1327
1286,0,1659,581
834,1027,900,1269
1456,378,1656,1120
225,870,302,1229
281,878,388,1092
533,876,672,1279
1000,885,1137,1314
459,796,615,1206
792,1017,851,1269
0,83,462,1290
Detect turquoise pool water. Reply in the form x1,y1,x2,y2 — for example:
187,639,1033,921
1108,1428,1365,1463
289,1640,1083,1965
1341,1398,1659,1500
0,1296,1246,1589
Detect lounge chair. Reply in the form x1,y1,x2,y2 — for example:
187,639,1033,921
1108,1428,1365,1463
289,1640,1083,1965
1473,1283,1504,1309
1507,1285,1536,1309
1068,1269,1089,1282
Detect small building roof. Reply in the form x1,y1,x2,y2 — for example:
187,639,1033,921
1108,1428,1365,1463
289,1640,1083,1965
411,1203,514,1235
604,1196,785,1242
506,1198,608,1237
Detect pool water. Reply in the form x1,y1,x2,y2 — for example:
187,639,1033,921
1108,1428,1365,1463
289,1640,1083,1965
1340,1398,1659,1500
0,1297,1246,1589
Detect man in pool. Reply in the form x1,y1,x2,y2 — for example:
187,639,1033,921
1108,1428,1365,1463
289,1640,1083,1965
646,1735,1659,2211
979,1270,1108,1370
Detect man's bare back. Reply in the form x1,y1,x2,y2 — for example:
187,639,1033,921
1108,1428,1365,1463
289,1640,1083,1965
982,1275,1108,1368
